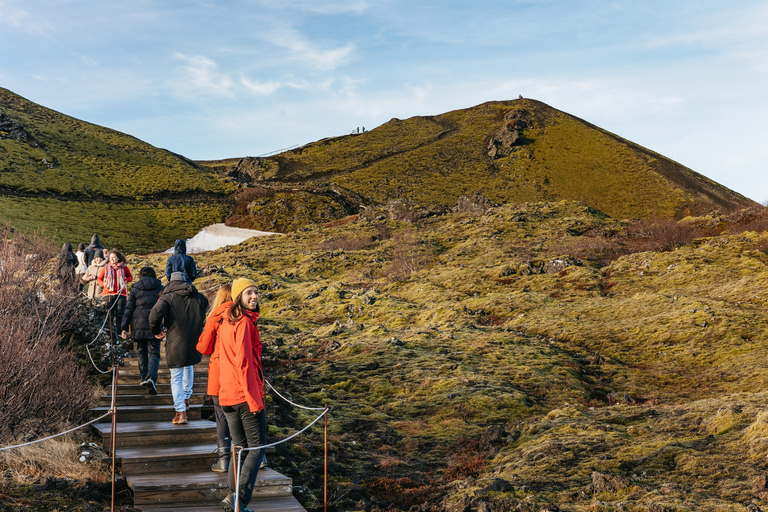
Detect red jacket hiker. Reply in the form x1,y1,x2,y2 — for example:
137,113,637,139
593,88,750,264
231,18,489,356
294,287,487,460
97,263,133,296
216,306,265,413
196,301,232,397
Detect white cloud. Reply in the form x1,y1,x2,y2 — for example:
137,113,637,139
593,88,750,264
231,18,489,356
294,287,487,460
261,24,356,70
172,53,234,97
254,0,373,15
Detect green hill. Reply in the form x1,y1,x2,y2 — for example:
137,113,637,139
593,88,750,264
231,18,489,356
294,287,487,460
0,87,236,251
201,99,756,231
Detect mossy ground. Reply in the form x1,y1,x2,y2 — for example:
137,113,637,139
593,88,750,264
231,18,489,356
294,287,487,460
122,200,768,511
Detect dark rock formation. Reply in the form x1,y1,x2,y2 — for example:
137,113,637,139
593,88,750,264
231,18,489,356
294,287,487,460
487,110,530,159
0,111,41,147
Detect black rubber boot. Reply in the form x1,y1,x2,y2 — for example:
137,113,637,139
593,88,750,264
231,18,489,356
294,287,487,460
212,437,231,473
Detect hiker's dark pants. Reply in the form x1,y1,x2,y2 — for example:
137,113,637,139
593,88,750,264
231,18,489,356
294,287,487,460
222,402,266,505
135,338,160,382
106,295,126,342
212,396,231,443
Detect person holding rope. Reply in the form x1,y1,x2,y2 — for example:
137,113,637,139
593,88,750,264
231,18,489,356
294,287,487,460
197,284,233,473
217,278,266,512
97,249,133,341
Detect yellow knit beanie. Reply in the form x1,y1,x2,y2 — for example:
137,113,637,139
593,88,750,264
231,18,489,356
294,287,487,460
231,278,258,301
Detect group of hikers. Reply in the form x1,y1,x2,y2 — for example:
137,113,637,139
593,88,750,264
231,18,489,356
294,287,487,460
54,235,265,512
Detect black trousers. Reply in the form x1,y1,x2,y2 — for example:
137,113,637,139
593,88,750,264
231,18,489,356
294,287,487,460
106,295,126,342
222,402,267,505
212,396,231,443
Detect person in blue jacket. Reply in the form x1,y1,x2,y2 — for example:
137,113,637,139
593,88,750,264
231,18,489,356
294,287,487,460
165,239,198,282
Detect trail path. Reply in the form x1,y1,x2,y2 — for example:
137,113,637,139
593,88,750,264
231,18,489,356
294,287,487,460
91,350,305,511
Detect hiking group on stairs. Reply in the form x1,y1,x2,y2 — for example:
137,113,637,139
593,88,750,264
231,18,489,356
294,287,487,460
110,237,269,512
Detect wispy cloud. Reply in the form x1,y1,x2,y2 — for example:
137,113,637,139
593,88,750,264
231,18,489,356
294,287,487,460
239,75,306,95
254,0,373,15
172,53,234,97
260,24,356,70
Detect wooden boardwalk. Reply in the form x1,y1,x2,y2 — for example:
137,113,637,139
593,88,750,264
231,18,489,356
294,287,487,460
92,351,305,511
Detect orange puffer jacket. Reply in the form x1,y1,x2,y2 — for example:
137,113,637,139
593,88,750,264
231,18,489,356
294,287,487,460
216,307,264,413
196,301,233,397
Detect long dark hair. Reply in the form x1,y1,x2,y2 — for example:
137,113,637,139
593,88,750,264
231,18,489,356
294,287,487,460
108,249,126,264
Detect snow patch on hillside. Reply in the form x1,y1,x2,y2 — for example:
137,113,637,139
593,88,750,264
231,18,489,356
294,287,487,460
165,223,278,254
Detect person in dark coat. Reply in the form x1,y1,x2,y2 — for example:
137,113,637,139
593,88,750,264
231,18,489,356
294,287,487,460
121,267,163,395
165,239,198,282
149,272,208,425
55,242,78,293
83,234,106,267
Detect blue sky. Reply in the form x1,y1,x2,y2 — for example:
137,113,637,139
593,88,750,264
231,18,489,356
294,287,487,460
1,1,767,202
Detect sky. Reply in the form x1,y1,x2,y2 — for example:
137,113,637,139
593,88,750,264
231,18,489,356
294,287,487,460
1,1,767,202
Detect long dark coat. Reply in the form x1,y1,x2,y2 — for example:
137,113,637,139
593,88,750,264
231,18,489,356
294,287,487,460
121,275,163,340
149,280,208,368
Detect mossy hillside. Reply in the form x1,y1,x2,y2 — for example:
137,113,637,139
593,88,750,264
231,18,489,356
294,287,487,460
205,99,756,229
1,88,235,199
125,200,768,510
0,196,228,253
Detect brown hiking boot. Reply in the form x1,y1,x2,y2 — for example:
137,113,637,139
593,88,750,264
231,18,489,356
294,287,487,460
176,411,188,425
171,412,181,425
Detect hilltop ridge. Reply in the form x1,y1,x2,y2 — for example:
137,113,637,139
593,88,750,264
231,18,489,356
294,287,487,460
200,99,756,232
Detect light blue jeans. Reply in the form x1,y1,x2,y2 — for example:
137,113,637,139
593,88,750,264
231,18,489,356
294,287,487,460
170,366,194,412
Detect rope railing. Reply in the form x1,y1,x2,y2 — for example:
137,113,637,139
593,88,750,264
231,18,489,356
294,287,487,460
0,410,113,452
232,400,331,512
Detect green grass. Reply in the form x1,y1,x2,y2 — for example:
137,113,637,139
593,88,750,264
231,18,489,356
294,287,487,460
0,196,229,252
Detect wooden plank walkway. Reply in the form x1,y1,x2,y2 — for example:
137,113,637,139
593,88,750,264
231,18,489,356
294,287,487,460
92,350,305,511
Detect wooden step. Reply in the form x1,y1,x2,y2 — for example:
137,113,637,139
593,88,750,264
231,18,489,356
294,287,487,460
117,374,208,385
93,419,216,449
115,442,218,474
91,405,205,423
99,393,205,407
128,468,292,505
135,495,306,511
108,383,208,395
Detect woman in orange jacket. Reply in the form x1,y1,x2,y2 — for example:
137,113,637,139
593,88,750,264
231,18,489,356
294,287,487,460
196,284,233,473
217,278,265,512
97,249,133,343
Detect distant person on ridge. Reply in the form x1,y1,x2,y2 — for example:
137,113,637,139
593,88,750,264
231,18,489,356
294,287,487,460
84,233,105,267
121,267,164,395
165,239,198,282
149,271,208,425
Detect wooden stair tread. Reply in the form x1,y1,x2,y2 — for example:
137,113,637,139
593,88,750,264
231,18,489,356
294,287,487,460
93,419,215,435
116,442,217,461
127,468,289,490
135,495,306,512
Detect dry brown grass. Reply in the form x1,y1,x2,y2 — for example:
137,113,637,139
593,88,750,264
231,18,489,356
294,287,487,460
0,434,109,485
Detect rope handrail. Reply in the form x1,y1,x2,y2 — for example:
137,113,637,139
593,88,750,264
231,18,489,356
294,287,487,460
0,411,113,452
236,406,328,453
266,379,326,411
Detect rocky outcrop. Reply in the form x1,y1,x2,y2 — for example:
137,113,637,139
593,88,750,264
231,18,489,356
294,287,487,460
0,111,41,147
487,109,530,159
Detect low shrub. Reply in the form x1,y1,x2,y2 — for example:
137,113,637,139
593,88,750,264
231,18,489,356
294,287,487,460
0,225,93,446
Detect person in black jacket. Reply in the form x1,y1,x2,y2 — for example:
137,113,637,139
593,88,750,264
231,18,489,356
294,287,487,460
83,234,106,267
149,272,209,425
165,239,198,282
121,267,163,395
55,242,78,294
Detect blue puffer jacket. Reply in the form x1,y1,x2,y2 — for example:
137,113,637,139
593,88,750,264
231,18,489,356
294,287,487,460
165,239,198,282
